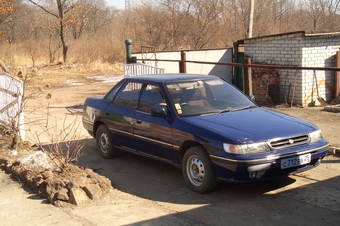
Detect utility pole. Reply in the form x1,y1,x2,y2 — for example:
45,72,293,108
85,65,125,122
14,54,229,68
125,0,130,10
246,0,255,96
247,0,255,38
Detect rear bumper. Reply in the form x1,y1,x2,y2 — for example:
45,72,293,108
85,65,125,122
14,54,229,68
210,143,329,182
82,118,94,137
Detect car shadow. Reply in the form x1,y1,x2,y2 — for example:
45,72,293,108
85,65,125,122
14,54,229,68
48,104,83,116
76,138,299,205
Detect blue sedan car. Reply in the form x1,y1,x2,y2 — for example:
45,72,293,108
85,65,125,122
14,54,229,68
82,74,328,193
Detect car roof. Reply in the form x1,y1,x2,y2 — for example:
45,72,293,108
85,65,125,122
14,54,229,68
123,74,218,83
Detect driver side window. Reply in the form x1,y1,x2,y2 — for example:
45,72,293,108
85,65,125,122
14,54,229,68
139,84,165,113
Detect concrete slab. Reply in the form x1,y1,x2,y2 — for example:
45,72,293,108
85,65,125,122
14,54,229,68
0,170,85,226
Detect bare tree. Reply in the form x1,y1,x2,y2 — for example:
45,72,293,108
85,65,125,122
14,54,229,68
65,0,111,40
133,2,169,49
28,0,81,63
300,0,323,32
186,0,223,49
157,0,191,49
68,0,93,39
319,0,340,31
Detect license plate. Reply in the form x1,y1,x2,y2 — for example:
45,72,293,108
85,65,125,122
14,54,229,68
281,153,311,169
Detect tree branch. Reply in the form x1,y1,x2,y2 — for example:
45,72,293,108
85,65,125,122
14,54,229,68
28,0,59,18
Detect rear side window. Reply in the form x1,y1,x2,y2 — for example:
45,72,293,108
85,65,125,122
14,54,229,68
113,82,142,108
104,80,124,102
138,84,165,113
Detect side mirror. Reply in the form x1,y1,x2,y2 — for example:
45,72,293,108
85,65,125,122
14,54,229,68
249,95,255,102
151,106,168,118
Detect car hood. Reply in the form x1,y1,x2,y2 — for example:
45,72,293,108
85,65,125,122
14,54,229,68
182,107,317,143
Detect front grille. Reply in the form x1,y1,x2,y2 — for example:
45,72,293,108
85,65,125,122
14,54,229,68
269,135,309,149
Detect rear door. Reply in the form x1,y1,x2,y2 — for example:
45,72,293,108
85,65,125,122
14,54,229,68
103,81,142,151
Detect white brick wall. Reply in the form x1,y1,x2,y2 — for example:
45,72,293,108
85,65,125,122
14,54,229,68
244,32,340,106
301,36,340,105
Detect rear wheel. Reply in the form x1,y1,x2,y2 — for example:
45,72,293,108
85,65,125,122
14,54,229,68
96,124,119,158
182,146,217,193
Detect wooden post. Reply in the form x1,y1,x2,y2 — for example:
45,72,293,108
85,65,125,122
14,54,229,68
246,57,252,96
291,70,298,107
336,51,340,96
179,51,187,73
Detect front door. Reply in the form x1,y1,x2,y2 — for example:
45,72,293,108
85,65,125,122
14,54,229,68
133,84,174,163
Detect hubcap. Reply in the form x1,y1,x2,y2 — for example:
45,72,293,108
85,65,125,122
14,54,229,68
186,155,205,186
99,131,109,154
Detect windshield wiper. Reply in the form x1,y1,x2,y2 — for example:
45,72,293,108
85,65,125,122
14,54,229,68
219,105,257,113
219,108,233,113
234,105,257,111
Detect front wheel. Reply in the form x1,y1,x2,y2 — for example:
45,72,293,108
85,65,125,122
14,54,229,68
182,146,217,193
95,124,119,158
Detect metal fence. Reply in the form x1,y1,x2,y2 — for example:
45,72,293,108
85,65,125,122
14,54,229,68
139,56,340,107
0,74,25,140
124,63,165,77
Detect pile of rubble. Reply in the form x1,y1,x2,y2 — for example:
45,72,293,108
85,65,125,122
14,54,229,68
0,148,113,207
323,94,340,113
329,94,340,105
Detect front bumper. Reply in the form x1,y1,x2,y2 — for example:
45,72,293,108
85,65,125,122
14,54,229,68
210,143,329,182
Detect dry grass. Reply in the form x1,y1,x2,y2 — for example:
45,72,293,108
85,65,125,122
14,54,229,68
0,37,126,66
80,60,124,74
0,31,125,89
0,39,124,87
5,61,123,88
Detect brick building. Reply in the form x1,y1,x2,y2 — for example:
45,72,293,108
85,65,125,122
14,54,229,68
242,31,340,106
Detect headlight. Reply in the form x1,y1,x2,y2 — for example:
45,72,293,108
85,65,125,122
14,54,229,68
223,142,271,155
309,130,323,143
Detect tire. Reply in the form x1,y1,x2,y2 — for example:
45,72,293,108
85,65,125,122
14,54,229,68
182,146,218,193
95,124,119,158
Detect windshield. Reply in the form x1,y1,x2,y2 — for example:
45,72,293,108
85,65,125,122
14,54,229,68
166,78,257,116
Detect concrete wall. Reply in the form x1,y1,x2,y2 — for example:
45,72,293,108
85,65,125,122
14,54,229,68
244,31,340,106
132,48,233,82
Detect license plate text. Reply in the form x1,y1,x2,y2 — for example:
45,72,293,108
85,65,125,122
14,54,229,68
281,153,311,169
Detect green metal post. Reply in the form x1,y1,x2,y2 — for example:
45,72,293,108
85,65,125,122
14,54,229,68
125,39,133,63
